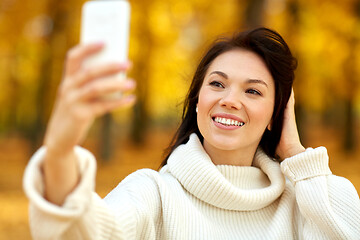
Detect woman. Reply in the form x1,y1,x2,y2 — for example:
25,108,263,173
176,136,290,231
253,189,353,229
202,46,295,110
23,28,360,239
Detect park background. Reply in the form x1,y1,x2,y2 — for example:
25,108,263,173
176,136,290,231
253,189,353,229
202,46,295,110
1,0,360,239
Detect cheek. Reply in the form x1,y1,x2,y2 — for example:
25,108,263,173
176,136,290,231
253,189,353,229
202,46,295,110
197,89,206,120
197,88,217,130
197,88,213,113
248,101,274,125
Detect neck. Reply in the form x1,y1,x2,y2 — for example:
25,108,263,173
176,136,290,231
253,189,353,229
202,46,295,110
203,141,258,166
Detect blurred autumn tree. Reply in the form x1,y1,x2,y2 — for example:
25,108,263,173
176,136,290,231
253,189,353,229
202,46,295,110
0,0,83,151
0,0,359,160
292,0,360,151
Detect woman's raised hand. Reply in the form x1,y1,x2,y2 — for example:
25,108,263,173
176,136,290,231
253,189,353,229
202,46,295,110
43,43,136,205
275,89,305,161
44,43,136,154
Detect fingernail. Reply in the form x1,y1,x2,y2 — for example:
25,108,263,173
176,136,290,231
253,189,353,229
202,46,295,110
125,95,136,103
125,80,136,88
94,42,104,47
114,62,128,70
126,61,133,69
123,62,132,68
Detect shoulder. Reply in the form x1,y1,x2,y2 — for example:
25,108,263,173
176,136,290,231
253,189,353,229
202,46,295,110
104,167,179,204
120,167,175,187
327,175,360,202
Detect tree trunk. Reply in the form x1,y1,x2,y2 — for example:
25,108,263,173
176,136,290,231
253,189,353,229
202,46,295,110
287,0,307,145
243,0,265,28
344,98,355,151
342,0,360,152
29,1,74,151
99,113,113,161
342,36,357,152
130,1,152,144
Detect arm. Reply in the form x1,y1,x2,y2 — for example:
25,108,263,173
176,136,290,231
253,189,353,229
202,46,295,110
24,147,147,240
277,90,360,238
42,43,136,205
281,148,360,238
23,43,139,239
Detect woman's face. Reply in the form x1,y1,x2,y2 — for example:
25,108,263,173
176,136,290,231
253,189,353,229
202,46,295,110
197,48,275,154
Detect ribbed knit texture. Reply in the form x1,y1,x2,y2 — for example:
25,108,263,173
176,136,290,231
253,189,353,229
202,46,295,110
23,134,360,239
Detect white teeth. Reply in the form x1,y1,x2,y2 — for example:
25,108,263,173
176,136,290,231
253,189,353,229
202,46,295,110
214,117,244,127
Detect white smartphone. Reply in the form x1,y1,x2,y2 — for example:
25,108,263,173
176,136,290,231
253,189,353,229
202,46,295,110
80,0,130,72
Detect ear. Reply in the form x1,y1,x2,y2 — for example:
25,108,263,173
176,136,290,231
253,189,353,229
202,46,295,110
196,103,198,113
267,120,272,131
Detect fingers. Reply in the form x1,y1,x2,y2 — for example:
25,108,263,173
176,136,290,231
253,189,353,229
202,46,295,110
43,44,137,164
62,43,132,94
69,62,131,89
65,43,105,76
290,88,295,104
60,43,137,116
286,88,295,108
91,94,136,117
78,78,136,101
283,89,295,120
275,88,305,160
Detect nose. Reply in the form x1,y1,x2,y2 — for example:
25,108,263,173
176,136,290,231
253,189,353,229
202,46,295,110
219,90,242,110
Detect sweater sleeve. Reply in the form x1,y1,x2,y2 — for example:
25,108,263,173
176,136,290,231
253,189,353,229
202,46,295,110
280,147,360,239
23,146,157,240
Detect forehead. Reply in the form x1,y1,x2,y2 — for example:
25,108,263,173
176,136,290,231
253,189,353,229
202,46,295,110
206,48,274,85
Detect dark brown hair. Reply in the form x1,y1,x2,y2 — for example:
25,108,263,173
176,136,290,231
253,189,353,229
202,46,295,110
161,27,297,167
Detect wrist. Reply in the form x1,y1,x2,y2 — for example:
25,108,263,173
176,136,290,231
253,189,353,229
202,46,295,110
282,145,306,160
44,142,77,167
42,145,79,206
44,136,75,159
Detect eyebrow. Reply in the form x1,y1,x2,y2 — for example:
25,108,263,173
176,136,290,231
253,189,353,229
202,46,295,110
246,79,268,88
209,71,228,79
209,71,268,88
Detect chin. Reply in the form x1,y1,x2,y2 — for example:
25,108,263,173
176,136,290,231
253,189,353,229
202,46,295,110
205,135,244,151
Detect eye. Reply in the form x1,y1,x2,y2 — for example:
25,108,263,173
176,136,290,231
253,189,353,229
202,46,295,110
209,81,224,88
246,89,262,96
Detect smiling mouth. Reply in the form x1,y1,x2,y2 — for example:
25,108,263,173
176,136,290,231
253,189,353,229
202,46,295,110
213,117,245,127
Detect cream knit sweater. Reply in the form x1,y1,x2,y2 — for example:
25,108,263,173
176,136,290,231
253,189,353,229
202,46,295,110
23,134,360,239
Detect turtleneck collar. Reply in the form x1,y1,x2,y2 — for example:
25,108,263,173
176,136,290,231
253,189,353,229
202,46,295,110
166,133,285,211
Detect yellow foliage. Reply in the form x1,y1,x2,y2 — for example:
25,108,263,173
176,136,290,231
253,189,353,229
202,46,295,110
0,0,359,130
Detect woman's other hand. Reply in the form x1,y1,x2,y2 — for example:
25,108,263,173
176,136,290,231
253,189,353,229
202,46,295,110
276,89,305,161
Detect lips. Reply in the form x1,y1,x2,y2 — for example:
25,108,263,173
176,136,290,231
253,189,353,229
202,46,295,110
214,117,244,126
211,113,245,128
